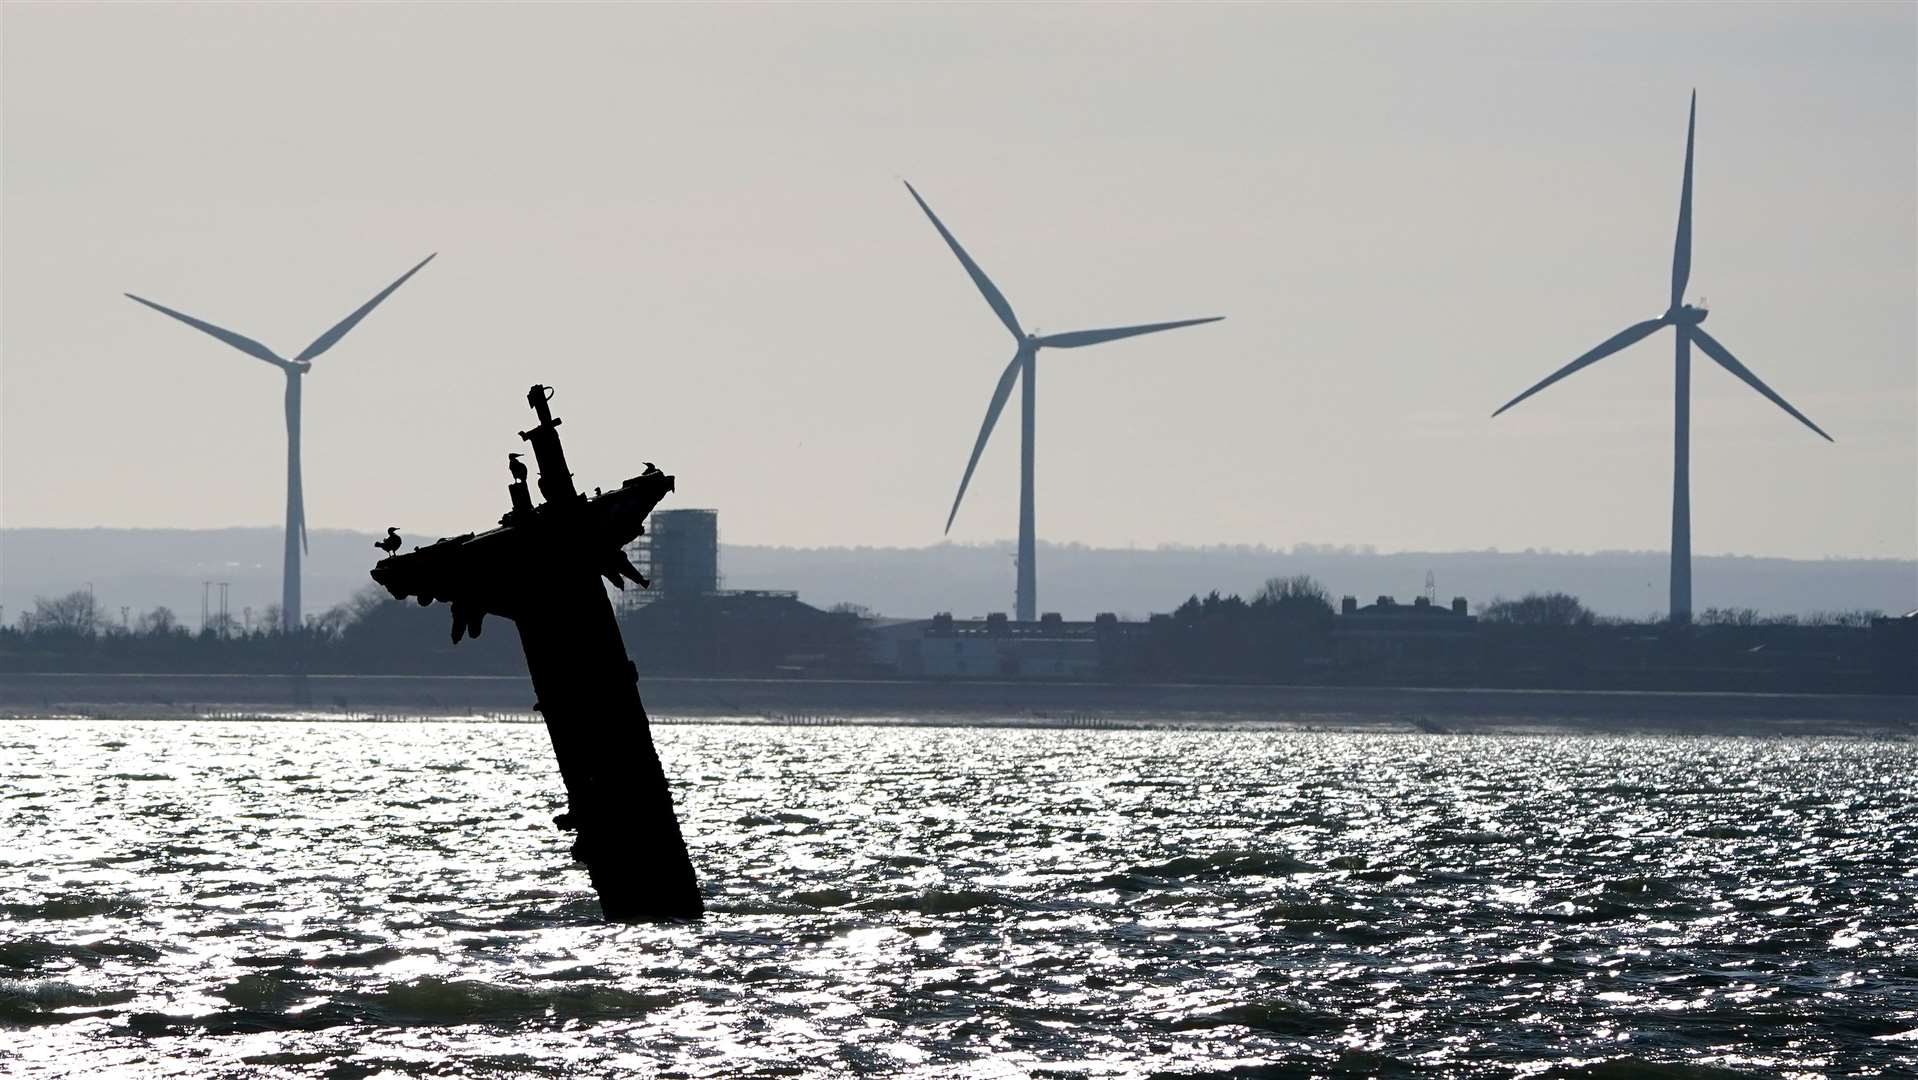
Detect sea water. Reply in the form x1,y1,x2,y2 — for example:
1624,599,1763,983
2,720,1914,1077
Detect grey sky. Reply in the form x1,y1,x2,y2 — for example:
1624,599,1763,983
3,2,1912,560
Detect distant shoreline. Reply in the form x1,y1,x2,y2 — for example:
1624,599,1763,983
2,672,1910,736
7,526,1913,625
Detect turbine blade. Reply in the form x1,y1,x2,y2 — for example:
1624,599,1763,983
125,293,286,367
293,253,436,363
1492,318,1667,417
1691,326,1833,442
1671,91,1695,310
1036,316,1224,349
946,348,1027,534
904,182,1022,341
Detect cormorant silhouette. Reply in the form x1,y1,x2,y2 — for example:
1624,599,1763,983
508,453,528,484
375,527,402,555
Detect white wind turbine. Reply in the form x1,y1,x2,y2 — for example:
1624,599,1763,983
906,182,1222,622
127,254,435,632
1492,93,1830,623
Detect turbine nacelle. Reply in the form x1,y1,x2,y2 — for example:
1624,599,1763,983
1667,304,1708,326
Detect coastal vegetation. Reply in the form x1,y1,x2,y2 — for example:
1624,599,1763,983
2,582,1904,694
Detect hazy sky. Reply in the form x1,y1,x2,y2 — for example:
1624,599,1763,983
3,2,1913,560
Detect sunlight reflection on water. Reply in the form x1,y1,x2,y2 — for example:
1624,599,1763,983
2,719,1915,1077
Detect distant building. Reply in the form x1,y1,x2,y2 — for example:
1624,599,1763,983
623,587,863,676
1333,594,1478,672
1871,610,1917,694
611,509,864,675
872,611,1103,679
645,509,720,599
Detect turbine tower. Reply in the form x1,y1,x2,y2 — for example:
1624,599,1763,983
906,182,1222,622
127,254,435,633
1493,92,1830,624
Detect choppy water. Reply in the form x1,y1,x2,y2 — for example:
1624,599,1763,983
2,719,1915,1078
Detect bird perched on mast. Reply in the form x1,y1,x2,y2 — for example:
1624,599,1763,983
508,453,529,484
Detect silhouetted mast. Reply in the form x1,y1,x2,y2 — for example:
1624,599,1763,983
370,384,699,921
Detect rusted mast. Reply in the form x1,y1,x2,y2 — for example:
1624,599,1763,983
370,385,701,921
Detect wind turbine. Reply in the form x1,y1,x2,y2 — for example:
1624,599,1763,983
906,181,1222,622
126,254,435,633
1492,94,1831,624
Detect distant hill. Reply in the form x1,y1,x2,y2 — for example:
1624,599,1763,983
4,527,1911,625
719,542,1915,621
1,528,396,630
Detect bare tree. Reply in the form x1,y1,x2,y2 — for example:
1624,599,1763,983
1481,592,1594,627
28,591,101,636
347,584,396,623
1256,575,1332,614
138,606,180,636
1811,609,1883,628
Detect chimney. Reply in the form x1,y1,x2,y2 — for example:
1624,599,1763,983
1341,596,1358,616
1451,597,1468,616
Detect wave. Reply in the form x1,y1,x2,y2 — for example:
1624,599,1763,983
0,894,144,921
217,972,311,1012
1172,998,1345,1036
855,888,1017,915
1133,849,1320,881
705,898,822,916
1539,1061,1768,1079
122,976,677,1037
1597,876,1694,901
1256,900,1366,924
364,976,672,1026
1147,1049,1429,1078
0,977,136,1025
788,887,856,909
0,935,166,973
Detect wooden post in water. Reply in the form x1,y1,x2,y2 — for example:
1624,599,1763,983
369,385,701,921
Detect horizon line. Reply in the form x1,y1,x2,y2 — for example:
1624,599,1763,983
2,524,1910,565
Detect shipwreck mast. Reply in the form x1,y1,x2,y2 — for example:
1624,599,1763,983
370,384,700,921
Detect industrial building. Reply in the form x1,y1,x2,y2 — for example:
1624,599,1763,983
613,509,865,676
871,612,1108,679
617,508,722,608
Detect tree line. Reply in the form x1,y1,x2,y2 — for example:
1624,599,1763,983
1,580,1897,692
